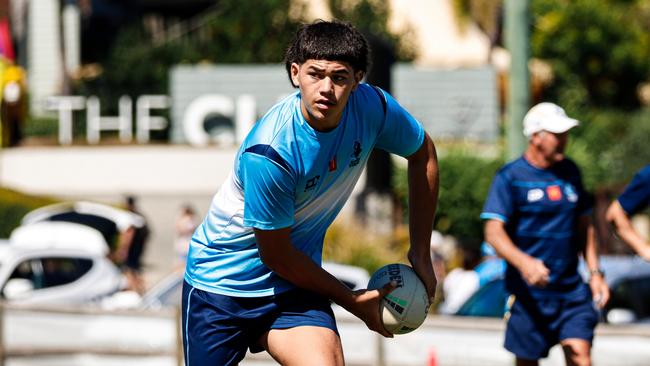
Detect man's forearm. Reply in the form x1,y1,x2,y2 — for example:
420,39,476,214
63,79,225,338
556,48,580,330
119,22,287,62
407,134,439,257
582,222,601,271
607,201,650,257
255,228,354,304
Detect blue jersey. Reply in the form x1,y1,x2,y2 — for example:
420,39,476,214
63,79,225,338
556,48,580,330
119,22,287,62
618,164,650,215
480,157,592,298
185,83,425,297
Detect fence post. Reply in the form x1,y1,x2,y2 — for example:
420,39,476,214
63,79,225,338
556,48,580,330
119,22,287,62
0,302,5,366
376,332,385,366
176,306,183,366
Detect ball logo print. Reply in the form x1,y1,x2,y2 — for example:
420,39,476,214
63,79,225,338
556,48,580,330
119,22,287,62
368,263,430,334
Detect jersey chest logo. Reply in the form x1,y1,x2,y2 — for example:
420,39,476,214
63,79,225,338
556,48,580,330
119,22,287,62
349,141,362,167
527,188,544,202
546,185,562,201
329,157,337,172
304,175,320,192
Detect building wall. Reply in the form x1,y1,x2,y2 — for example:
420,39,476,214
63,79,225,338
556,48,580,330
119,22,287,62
169,64,498,145
27,0,64,115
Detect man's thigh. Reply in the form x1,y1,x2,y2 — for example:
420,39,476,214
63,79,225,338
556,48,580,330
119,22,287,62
558,295,598,343
504,297,557,360
258,287,341,364
182,282,339,365
182,281,260,366
262,326,344,366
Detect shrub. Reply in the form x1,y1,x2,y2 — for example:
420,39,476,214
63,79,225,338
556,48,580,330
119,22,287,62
394,152,503,243
323,222,411,275
0,188,57,238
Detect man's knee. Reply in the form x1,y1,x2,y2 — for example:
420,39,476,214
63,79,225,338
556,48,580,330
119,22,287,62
561,339,592,366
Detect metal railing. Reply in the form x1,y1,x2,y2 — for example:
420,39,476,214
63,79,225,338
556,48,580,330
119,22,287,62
0,302,183,366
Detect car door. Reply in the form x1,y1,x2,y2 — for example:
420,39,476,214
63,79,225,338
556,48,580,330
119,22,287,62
2,253,95,304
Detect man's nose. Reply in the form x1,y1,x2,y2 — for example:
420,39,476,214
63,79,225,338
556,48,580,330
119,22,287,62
320,77,334,93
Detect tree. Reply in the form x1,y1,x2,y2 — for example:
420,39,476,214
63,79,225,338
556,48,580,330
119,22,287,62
531,0,650,110
328,0,417,61
74,0,307,117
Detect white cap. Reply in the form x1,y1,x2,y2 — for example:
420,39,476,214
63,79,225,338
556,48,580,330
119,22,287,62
523,102,579,137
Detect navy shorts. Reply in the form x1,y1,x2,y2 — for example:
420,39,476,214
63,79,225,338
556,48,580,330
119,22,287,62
504,290,599,360
181,280,338,366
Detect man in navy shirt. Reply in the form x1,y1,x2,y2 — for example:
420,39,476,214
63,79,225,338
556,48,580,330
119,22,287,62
606,164,650,260
481,102,609,366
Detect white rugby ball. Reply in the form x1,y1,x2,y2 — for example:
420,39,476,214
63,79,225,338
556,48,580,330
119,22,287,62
368,263,430,334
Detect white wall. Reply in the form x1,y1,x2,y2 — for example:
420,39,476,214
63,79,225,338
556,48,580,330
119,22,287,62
27,0,64,116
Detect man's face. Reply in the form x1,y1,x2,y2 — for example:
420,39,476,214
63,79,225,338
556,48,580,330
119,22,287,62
290,59,363,131
532,130,569,163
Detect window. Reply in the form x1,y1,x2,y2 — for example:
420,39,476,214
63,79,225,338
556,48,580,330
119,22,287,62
456,278,507,318
7,257,93,290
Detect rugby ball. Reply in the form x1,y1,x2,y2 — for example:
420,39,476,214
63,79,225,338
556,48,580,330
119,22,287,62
368,263,430,334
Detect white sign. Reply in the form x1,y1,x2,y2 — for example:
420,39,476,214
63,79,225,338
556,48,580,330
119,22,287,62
46,94,259,147
46,95,170,145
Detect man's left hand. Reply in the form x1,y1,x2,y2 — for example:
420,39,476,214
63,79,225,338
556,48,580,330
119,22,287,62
589,274,610,309
408,250,438,305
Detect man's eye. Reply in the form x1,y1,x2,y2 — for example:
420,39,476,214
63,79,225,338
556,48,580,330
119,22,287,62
333,76,347,82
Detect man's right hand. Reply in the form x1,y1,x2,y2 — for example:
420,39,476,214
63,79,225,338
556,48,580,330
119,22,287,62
519,256,550,287
347,281,397,338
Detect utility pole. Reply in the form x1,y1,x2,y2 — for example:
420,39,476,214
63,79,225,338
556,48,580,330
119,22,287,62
505,0,529,160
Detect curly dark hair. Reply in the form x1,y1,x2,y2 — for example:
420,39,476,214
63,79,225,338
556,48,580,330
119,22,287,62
284,20,369,87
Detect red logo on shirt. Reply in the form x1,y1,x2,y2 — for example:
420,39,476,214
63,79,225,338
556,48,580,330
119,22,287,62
329,157,337,172
547,185,562,201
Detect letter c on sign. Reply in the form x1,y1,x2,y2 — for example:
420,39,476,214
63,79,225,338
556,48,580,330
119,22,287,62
183,94,234,147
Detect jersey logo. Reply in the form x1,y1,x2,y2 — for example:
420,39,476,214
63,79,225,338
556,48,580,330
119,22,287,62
565,184,578,203
304,175,320,192
329,156,337,172
349,141,362,167
527,188,544,202
546,185,562,201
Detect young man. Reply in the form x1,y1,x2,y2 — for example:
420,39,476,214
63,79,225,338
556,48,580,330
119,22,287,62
481,103,609,366
182,20,439,366
606,164,650,260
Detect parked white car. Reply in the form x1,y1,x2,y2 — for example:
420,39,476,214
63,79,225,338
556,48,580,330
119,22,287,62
0,221,124,305
20,200,146,247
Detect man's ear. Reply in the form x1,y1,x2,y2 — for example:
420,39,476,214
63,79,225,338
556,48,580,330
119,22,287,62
352,71,364,91
290,63,301,87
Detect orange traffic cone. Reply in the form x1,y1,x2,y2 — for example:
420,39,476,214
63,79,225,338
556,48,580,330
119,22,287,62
428,347,438,366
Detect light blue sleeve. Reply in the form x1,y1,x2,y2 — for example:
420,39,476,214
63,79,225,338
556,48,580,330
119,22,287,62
240,153,295,230
374,89,425,157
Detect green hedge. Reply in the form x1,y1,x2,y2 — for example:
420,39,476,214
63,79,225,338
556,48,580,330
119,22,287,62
0,188,58,238
394,152,503,244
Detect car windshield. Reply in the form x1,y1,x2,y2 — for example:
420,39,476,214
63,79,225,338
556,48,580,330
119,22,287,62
456,278,506,318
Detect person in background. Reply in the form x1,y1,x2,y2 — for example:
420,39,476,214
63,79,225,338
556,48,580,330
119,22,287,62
474,241,506,286
174,204,197,270
438,245,481,315
115,195,150,294
606,164,650,261
0,60,27,147
481,102,609,366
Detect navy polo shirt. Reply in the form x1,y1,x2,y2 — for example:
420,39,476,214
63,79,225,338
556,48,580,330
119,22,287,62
618,164,650,215
481,157,592,298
